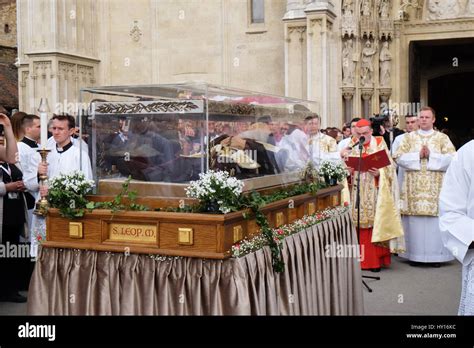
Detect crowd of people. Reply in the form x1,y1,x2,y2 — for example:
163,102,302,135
0,106,472,315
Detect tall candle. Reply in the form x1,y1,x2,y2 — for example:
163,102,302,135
38,98,50,148
40,112,48,148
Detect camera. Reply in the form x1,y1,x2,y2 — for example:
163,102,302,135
370,114,388,137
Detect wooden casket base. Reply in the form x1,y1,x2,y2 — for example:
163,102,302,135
45,185,342,259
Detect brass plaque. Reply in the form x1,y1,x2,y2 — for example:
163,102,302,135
233,225,243,243
69,222,83,239
178,228,194,245
276,212,285,227
308,202,316,216
108,223,157,243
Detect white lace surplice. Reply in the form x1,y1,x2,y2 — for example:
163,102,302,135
439,141,474,315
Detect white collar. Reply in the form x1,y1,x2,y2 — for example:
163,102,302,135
418,129,434,136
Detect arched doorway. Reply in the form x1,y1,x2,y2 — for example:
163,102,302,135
409,38,474,148
429,72,474,149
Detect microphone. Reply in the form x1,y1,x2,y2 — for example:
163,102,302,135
348,136,366,150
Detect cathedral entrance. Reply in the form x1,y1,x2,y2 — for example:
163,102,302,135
409,38,474,148
429,71,474,148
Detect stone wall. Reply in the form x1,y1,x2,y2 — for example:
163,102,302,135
0,0,17,110
0,0,16,48
0,44,15,64
98,0,287,96
14,0,474,126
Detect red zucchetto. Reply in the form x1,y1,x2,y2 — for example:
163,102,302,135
355,119,371,127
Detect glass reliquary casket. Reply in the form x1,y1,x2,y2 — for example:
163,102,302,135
45,82,342,258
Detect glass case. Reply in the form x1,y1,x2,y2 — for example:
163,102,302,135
80,82,320,197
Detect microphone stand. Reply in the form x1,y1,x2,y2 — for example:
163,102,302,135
356,140,380,293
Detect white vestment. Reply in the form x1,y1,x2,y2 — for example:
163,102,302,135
306,132,341,168
30,143,93,257
337,137,351,152
47,144,93,180
17,139,41,240
46,136,89,154
278,129,309,171
395,129,455,263
439,140,474,315
391,133,406,190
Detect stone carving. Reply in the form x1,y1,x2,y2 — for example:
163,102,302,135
359,0,377,37
34,61,52,79
78,65,94,83
379,41,392,87
467,0,474,16
378,0,393,39
20,71,29,88
360,40,377,87
398,0,422,20
59,62,76,80
342,0,357,37
342,0,355,16
342,38,356,85
360,0,372,17
427,0,461,20
378,0,390,19
130,21,142,42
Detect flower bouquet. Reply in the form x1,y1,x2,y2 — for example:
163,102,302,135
318,160,349,186
185,170,244,214
47,171,95,218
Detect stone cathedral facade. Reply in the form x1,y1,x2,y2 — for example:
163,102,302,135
16,0,474,128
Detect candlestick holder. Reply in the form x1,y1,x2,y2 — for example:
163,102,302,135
34,148,51,216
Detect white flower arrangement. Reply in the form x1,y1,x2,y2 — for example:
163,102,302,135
185,170,244,214
318,160,349,183
49,171,95,196
48,171,95,218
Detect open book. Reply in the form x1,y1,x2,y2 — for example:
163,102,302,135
345,149,391,172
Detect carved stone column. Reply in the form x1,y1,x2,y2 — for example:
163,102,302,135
342,87,355,123
391,20,402,109
16,0,100,113
305,1,337,126
379,87,392,113
284,24,307,99
361,88,374,118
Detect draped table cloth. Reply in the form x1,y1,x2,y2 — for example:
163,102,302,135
27,210,364,315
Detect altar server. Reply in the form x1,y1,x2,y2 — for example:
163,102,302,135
39,115,92,180
17,115,41,232
394,106,456,266
304,114,341,167
32,115,92,257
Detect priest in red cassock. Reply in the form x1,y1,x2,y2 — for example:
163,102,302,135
341,119,404,271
